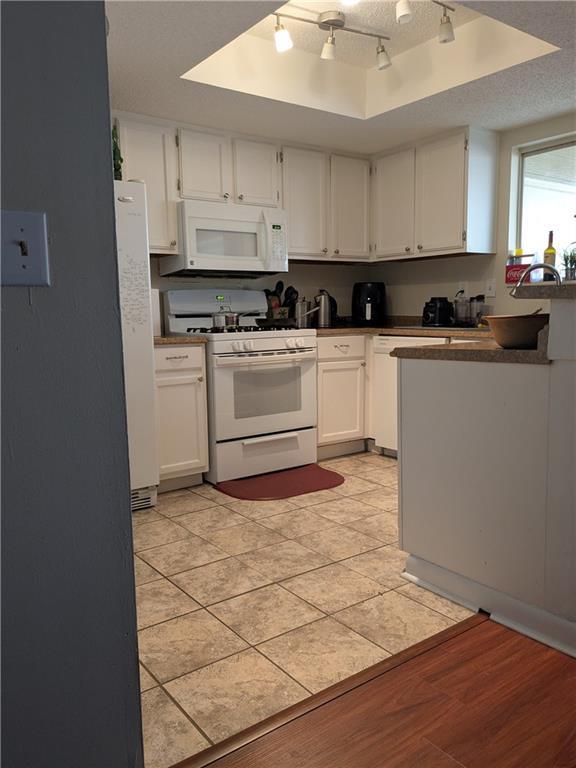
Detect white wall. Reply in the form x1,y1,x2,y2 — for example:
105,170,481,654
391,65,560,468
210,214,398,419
370,112,576,316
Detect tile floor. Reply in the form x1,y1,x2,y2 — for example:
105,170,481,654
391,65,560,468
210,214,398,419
133,453,474,768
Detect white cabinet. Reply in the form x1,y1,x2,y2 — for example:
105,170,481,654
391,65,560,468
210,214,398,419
330,155,371,259
118,119,179,254
154,346,209,480
282,146,329,258
317,336,366,445
373,149,415,259
233,139,280,207
178,129,233,202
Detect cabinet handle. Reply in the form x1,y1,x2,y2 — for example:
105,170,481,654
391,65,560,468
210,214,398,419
322,247,328,253
417,244,423,250
405,246,411,252
334,249,340,255
335,344,350,350
165,355,189,361
223,192,230,199
361,362,367,367
170,240,177,248
238,193,244,200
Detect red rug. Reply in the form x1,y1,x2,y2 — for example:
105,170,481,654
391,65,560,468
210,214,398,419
215,463,345,500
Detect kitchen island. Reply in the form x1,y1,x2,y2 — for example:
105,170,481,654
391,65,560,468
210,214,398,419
392,286,575,656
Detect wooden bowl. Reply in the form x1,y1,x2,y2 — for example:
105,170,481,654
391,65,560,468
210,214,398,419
485,314,549,349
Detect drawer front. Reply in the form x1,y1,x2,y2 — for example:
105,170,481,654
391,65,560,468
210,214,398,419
155,345,204,373
317,335,365,361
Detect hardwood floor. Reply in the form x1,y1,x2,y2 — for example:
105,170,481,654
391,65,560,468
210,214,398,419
175,616,576,768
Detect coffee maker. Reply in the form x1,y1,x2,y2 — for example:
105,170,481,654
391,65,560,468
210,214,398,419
352,282,387,327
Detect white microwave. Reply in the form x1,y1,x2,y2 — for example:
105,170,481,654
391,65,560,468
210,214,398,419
159,200,288,277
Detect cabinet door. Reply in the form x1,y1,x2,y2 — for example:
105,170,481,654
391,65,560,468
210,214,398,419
282,147,328,258
330,155,371,259
179,129,232,202
233,139,280,207
415,133,466,254
373,149,415,259
155,355,208,479
118,119,179,254
318,360,365,445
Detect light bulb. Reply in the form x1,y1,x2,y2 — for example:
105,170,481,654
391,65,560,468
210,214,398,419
320,31,336,61
376,44,391,70
395,0,412,24
274,21,293,53
438,12,454,43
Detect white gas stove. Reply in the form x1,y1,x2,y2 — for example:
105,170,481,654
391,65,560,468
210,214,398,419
163,289,318,483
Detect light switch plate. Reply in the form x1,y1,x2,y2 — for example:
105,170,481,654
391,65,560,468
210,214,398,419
1,210,51,286
485,278,496,298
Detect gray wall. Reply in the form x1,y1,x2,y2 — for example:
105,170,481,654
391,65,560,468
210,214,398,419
1,3,142,767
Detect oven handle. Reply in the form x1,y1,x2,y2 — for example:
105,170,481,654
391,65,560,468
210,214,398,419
242,432,299,447
213,350,317,367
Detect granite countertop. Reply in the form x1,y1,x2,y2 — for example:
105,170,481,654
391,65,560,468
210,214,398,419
390,326,550,365
512,284,576,300
154,336,207,346
316,326,493,340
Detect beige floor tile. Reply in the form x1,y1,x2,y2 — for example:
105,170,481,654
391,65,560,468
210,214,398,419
334,591,454,654
166,649,309,742
319,457,369,474
258,617,389,693
281,563,385,613
201,521,286,555
237,540,331,581
132,519,190,553
138,535,228,576
139,664,158,692
352,466,398,486
138,610,248,683
191,483,236,505
297,526,382,560
171,557,271,605
222,498,298,520
258,508,336,537
341,545,408,588
134,556,163,587
132,508,163,527
176,506,248,536
209,584,323,644
396,583,475,622
308,497,383,525
141,688,209,768
352,487,399,512
331,475,382,497
344,512,398,543
136,579,200,630
287,489,341,508
355,453,398,469
156,491,218,518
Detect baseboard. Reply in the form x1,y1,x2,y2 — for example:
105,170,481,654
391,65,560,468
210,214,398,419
317,439,367,461
404,555,576,658
159,473,204,493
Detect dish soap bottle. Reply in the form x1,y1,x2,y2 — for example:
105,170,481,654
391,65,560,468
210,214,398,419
543,231,556,281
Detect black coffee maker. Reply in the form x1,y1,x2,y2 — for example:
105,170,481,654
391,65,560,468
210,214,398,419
352,282,387,327
422,297,454,327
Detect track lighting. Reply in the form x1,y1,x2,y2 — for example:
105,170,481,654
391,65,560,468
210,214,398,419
376,40,391,70
274,16,293,53
438,10,455,43
395,0,412,25
321,28,336,60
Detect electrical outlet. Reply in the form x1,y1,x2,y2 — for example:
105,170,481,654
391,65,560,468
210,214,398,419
1,210,51,286
485,278,496,298
458,281,469,295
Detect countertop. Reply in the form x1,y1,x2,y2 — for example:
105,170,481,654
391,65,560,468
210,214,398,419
512,284,576,300
390,326,550,365
154,336,207,346
316,326,493,340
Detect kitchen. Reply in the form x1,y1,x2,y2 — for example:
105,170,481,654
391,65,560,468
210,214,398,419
2,2,575,768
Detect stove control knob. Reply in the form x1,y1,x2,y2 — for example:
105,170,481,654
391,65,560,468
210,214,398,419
232,341,243,352
286,338,296,349
243,340,254,351
295,338,305,348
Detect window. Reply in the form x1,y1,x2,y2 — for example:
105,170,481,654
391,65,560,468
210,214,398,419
518,140,576,277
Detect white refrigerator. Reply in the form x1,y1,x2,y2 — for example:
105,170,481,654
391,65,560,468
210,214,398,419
114,180,159,509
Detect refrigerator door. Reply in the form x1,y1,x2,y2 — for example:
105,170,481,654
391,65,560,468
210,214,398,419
115,181,159,498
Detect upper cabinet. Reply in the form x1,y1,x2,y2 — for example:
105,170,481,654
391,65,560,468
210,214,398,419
329,155,371,260
233,139,280,207
178,129,232,202
373,149,415,259
283,147,329,258
117,118,180,254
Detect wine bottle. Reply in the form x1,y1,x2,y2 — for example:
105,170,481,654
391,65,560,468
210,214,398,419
544,231,556,281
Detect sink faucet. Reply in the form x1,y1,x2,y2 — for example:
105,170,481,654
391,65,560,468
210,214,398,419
510,263,561,297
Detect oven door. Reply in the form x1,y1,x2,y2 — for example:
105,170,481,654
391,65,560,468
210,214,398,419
211,349,317,441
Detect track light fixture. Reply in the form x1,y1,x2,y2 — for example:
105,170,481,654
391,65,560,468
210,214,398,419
341,0,360,5
274,16,293,53
321,27,337,60
376,39,391,70
432,0,456,43
395,0,412,25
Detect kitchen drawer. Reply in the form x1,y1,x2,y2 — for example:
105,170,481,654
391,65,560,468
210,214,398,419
317,335,366,361
155,346,204,373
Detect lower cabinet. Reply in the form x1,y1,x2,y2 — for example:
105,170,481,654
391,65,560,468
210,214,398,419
317,336,366,446
154,345,209,480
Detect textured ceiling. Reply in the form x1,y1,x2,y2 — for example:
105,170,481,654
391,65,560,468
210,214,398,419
249,1,479,69
106,1,576,154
